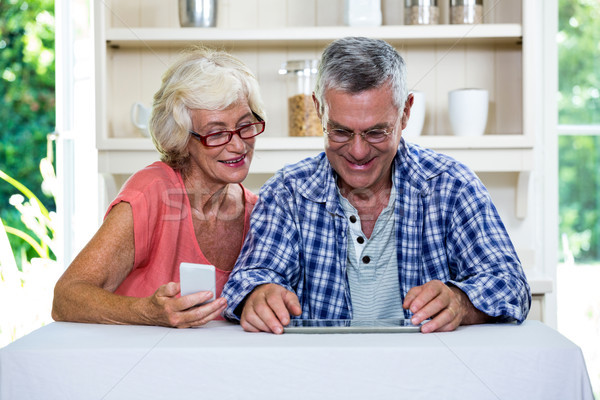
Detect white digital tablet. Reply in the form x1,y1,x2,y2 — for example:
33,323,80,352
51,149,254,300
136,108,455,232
179,262,216,303
283,318,423,334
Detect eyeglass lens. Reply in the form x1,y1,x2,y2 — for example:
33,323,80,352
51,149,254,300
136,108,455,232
203,122,264,146
327,129,389,143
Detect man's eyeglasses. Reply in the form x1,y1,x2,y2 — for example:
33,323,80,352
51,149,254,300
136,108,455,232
189,112,265,147
324,126,393,144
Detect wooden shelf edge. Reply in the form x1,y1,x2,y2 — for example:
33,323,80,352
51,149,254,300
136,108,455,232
97,137,155,150
97,138,533,173
410,134,534,149
525,274,554,295
105,24,522,47
97,135,534,151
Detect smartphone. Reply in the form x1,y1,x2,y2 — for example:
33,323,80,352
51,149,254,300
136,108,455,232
179,262,216,303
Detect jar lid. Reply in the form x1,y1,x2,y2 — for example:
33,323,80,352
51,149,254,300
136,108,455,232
278,60,318,76
450,0,483,6
405,0,438,7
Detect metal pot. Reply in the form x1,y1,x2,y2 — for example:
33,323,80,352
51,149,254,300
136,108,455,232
179,0,217,28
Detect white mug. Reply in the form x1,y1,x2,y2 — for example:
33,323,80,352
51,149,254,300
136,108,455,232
344,0,382,27
130,102,151,137
448,89,489,137
403,90,425,138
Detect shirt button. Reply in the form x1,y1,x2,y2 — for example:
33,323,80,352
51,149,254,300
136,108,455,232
357,236,365,244
349,215,357,223
362,256,370,264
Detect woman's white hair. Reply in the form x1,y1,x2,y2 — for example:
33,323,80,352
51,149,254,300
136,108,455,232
149,47,265,170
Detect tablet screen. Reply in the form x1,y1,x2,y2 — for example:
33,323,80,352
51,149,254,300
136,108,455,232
283,318,422,334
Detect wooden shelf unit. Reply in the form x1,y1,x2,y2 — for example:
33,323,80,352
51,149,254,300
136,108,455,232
95,0,537,218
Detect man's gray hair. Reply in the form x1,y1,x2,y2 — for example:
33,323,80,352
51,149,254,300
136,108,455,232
314,37,407,122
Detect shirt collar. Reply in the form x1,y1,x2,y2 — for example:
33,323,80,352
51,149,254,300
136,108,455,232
296,152,340,206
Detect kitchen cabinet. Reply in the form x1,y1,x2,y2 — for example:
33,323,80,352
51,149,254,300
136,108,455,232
95,0,534,199
94,0,550,317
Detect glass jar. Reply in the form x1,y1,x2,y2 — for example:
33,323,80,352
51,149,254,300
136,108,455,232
404,0,439,25
278,60,323,137
450,0,484,24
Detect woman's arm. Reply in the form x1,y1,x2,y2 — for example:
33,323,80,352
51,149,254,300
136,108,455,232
51,202,226,327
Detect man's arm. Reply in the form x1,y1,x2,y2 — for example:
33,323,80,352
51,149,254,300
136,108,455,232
438,172,531,325
400,166,530,333
222,177,303,323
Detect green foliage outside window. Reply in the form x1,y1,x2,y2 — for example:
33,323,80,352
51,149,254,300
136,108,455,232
559,136,600,260
0,0,56,267
558,0,600,125
558,0,600,262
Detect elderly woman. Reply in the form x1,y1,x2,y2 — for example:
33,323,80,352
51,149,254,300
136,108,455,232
52,48,265,328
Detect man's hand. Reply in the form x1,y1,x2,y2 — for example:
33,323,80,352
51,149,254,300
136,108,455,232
403,280,490,333
240,283,302,334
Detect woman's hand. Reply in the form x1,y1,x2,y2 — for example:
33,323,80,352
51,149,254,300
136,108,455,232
52,202,226,327
138,282,227,328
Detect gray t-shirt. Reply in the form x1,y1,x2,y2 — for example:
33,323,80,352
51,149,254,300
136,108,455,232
338,183,403,319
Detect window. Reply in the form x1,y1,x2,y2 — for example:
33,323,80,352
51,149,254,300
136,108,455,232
557,0,600,397
558,0,600,262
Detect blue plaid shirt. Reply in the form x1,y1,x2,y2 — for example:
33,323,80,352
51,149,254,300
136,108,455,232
223,140,531,322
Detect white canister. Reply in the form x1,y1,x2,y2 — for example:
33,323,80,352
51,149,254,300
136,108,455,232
448,89,488,136
403,91,426,138
345,0,382,27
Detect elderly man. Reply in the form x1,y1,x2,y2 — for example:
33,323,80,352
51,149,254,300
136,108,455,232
223,36,530,334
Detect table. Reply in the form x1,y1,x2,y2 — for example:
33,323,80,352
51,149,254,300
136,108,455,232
0,320,593,400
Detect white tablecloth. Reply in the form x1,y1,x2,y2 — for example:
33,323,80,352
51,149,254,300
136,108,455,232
0,320,593,400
